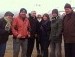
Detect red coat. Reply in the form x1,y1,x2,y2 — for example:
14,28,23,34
63,12,75,43
12,16,30,38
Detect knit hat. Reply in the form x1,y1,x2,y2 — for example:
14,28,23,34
4,11,14,17
20,8,27,13
64,3,72,9
52,9,58,15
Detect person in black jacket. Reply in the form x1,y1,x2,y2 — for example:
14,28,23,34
36,14,42,57
26,11,38,57
39,13,51,57
0,11,14,57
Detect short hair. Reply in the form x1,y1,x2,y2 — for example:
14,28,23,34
31,11,36,14
4,11,14,17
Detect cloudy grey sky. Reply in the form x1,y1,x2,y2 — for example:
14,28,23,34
0,0,75,14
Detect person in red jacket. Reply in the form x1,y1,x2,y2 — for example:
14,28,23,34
12,8,30,57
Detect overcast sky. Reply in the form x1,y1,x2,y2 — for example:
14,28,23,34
0,0,75,14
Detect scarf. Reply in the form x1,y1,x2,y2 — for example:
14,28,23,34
4,17,12,31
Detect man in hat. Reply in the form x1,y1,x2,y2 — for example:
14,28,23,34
63,3,75,57
0,11,14,57
50,9,62,57
12,8,30,57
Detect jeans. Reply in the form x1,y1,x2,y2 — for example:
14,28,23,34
13,38,28,57
50,42,61,57
0,43,6,57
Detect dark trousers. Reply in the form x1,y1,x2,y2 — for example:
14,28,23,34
26,37,35,57
40,36,49,57
0,43,6,57
64,43,75,57
36,36,41,54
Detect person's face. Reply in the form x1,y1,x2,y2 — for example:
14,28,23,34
37,15,41,19
65,8,72,14
31,12,36,17
43,15,48,20
52,13,57,17
8,15,13,19
19,10,27,18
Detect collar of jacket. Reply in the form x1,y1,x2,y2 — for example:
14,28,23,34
66,11,73,16
18,15,27,21
29,16,37,19
52,16,59,20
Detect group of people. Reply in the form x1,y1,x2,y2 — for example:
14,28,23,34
0,3,75,57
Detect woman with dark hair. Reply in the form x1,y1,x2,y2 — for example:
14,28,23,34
39,13,51,57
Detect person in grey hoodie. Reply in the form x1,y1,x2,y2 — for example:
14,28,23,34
49,9,62,57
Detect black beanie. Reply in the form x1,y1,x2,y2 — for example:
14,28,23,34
52,9,58,15
20,8,27,13
64,3,72,9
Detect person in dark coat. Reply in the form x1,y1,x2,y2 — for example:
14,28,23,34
39,13,51,57
49,9,62,57
26,11,38,57
63,3,75,57
36,14,42,57
0,11,14,57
